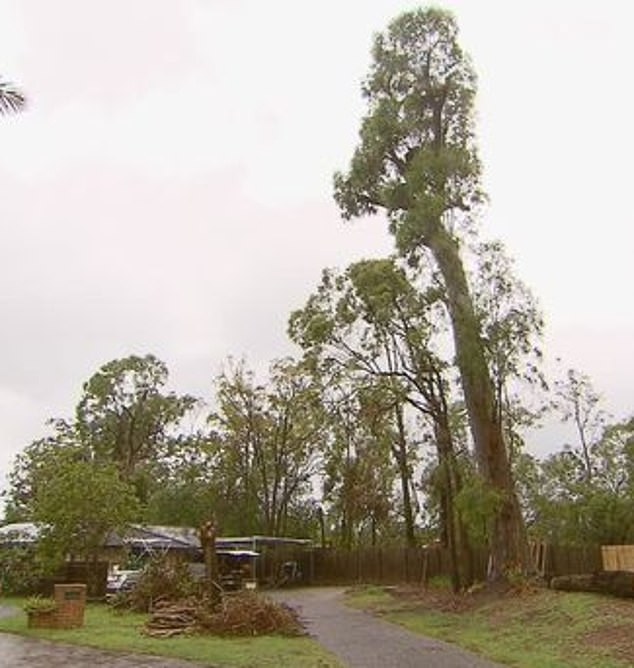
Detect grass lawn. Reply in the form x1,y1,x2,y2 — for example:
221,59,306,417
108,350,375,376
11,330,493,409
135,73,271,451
345,583,634,668
0,598,342,667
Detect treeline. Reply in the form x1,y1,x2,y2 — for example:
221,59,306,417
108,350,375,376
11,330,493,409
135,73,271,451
4,338,632,580
2,9,633,588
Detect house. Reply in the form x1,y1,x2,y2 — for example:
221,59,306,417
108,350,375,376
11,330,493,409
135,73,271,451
0,522,314,587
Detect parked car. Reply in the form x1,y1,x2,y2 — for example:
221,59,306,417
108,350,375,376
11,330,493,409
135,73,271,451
105,569,141,599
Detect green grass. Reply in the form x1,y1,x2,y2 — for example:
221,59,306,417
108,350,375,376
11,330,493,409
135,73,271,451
0,598,342,667
346,586,634,668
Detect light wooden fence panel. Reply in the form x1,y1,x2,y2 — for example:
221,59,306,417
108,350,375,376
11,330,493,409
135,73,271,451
602,545,634,572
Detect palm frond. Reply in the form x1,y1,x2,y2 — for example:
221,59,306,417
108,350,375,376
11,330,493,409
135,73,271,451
0,79,26,115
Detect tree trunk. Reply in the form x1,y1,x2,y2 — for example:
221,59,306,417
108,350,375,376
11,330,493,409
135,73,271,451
394,403,417,548
435,417,461,592
200,519,221,606
425,222,528,581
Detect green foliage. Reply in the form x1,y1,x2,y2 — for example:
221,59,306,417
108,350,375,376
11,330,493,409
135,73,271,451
332,6,530,578
455,476,504,546
23,595,57,614
471,240,547,456
334,7,482,255
76,354,198,498
208,357,324,536
530,412,634,545
33,458,140,571
4,354,200,533
0,544,42,595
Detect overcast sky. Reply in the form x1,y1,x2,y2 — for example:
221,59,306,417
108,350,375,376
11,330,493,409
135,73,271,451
1,0,632,490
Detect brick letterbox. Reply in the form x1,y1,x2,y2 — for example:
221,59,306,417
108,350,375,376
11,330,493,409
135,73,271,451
53,583,86,629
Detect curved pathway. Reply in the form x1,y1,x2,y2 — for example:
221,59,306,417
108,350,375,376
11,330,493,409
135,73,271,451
270,587,505,668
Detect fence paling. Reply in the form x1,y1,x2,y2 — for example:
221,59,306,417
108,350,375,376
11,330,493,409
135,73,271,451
313,543,607,584
602,545,634,572
313,546,489,584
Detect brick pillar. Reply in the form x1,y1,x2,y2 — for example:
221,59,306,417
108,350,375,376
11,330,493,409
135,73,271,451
53,583,87,629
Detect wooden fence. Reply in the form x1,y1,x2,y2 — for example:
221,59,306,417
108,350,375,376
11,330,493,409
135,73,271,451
601,545,634,572
312,546,489,585
312,543,603,585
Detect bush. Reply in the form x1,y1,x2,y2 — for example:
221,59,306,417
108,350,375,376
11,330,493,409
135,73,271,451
23,595,57,614
0,546,43,595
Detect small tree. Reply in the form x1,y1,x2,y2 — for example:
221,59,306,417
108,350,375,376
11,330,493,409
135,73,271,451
33,454,139,571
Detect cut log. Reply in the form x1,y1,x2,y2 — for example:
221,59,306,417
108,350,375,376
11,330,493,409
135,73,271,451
550,571,634,598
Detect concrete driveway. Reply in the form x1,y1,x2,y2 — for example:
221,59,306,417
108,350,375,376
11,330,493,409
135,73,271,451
270,587,506,668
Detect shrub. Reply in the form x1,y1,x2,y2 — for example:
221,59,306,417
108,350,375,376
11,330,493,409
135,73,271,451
23,595,57,614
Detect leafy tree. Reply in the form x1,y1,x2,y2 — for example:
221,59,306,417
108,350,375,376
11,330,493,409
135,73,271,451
290,258,440,548
533,413,634,545
75,354,198,501
472,240,546,458
143,436,219,528
552,368,607,483
4,354,198,524
333,7,527,579
33,454,140,571
290,256,478,586
3,420,77,521
318,380,399,548
0,541,42,594
210,358,323,536
0,78,26,114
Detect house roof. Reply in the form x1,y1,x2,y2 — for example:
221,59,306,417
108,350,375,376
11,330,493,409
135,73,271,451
0,522,311,551
0,522,41,544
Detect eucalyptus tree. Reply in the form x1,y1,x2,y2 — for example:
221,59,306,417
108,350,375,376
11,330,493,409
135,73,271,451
4,355,198,520
472,240,546,461
552,368,607,483
210,358,324,536
535,415,634,545
75,354,198,501
531,373,634,544
4,424,139,571
290,257,477,587
318,377,399,548
333,8,527,578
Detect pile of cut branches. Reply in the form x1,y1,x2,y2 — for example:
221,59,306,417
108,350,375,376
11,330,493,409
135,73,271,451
144,599,199,638
198,591,304,636
143,591,304,638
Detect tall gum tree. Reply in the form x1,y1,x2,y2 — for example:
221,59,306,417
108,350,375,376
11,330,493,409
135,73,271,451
334,8,528,579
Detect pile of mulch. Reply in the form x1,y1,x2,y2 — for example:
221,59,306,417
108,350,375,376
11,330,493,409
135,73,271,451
144,592,304,638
